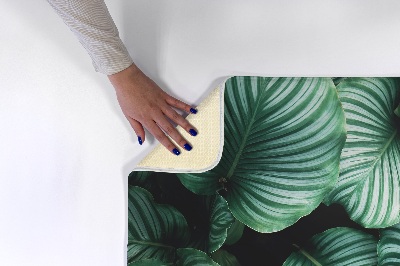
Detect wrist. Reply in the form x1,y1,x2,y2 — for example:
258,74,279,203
108,63,139,81
108,63,140,91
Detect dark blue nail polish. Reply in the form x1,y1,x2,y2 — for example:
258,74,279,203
184,143,192,151
172,148,180,156
189,129,197,136
138,136,142,145
190,108,198,114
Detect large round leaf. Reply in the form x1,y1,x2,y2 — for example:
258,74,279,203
378,223,400,265
324,78,400,228
128,186,190,263
178,77,346,232
283,227,378,266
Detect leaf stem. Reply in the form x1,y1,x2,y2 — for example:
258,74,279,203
370,129,398,172
226,79,266,179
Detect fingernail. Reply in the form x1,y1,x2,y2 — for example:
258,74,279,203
172,148,180,156
184,143,192,151
138,136,142,145
189,129,197,136
190,108,198,114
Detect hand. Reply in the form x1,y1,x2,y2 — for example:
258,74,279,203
108,63,198,156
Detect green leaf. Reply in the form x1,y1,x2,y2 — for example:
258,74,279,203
395,104,400,117
178,171,220,195
211,249,241,266
128,171,161,196
128,171,153,185
176,248,220,266
206,195,235,252
324,78,400,228
224,220,245,245
378,223,400,265
186,194,235,253
127,186,190,263
178,77,346,232
283,227,378,266
154,175,234,254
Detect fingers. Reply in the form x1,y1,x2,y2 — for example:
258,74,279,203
157,114,194,152
127,107,196,156
127,117,145,145
145,120,183,156
165,95,198,114
162,107,198,137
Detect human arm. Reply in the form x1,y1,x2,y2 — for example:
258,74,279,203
46,0,197,155
46,0,133,75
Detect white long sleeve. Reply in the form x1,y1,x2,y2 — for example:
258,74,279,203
47,0,134,75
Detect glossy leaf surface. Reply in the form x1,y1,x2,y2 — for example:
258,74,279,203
128,186,190,263
378,223,400,265
225,219,245,246
179,77,346,232
324,78,400,228
186,194,235,253
283,227,378,266
211,249,241,266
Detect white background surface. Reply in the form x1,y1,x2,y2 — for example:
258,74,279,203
1,0,400,265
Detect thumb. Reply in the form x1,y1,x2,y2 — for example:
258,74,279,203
127,117,145,145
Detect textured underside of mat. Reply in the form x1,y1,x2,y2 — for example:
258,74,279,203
134,83,225,173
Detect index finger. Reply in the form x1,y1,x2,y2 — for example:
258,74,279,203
165,95,198,114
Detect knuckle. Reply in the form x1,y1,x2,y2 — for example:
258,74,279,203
171,112,180,121
164,125,175,135
153,131,165,141
149,104,159,113
172,98,179,106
